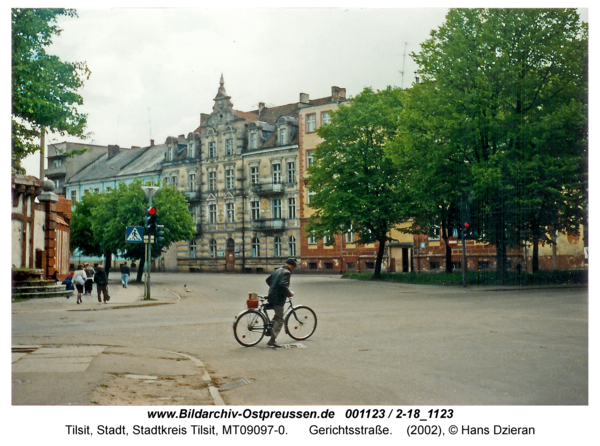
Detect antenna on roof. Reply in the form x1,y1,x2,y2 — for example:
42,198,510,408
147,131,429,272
148,107,152,142
400,42,408,89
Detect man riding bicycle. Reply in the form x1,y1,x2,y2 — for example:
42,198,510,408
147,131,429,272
265,258,297,348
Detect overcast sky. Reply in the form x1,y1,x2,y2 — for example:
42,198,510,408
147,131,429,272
16,3,589,177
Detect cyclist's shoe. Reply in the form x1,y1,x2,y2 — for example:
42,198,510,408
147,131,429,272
265,330,272,336
267,342,284,348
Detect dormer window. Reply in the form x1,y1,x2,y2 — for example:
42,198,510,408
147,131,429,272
250,132,258,149
208,141,216,158
188,143,195,158
167,147,173,161
278,127,287,145
226,138,234,155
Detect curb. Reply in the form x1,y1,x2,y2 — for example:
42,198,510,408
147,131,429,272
165,350,225,406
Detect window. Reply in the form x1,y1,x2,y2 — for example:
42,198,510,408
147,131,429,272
208,141,216,158
307,151,314,168
346,262,356,271
307,189,315,204
429,261,440,270
168,147,173,161
272,163,281,184
479,261,490,270
250,201,260,221
252,237,260,257
208,204,217,224
321,111,331,126
208,172,216,191
250,166,259,184
188,173,196,190
226,202,235,223
105,186,110,192
306,114,316,133
309,262,318,270
308,234,317,245
324,235,333,245
288,198,296,219
70,190,77,202
52,158,62,168
428,226,440,241
289,236,296,257
188,143,195,158
209,239,217,257
274,236,282,257
225,169,235,189
190,206,197,223
250,132,258,149
324,263,334,270
287,161,295,184
55,179,61,189
171,175,177,186
189,240,197,258
94,188,100,193
278,127,287,145
365,262,375,270
346,231,356,243
272,198,282,219
226,138,234,155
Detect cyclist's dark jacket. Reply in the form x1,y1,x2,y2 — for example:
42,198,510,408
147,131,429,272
266,266,293,306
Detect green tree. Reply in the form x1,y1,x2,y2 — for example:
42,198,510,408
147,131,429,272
305,87,408,279
12,8,90,173
71,180,196,282
388,80,466,273
406,8,587,281
70,191,104,258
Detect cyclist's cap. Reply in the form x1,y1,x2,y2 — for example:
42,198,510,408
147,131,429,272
285,258,298,267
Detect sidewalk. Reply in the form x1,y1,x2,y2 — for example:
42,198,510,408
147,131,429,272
12,276,180,314
12,278,225,406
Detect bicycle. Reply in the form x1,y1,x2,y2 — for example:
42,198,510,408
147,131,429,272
233,295,317,347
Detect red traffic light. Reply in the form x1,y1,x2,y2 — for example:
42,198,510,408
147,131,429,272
464,222,470,228
148,207,156,216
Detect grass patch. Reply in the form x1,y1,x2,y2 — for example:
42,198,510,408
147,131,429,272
342,269,588,286
11,297,31,303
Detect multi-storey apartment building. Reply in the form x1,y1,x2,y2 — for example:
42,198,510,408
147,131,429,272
46,141,108,194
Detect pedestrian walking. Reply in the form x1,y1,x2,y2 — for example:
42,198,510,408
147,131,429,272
84,262,95,295
265,258,297,348
72,264,87,304
62,272,74,297
94,264,110,303
120,261,130,288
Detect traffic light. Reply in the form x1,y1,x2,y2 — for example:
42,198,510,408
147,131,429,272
156,224,165,243
462,221,479,240
145,206,157,232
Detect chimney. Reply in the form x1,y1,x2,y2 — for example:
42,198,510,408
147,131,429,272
258,102,265,116
200,113,209,125
332,86,346,102
150,139,155,147
108,145,120,159
299,93,310,104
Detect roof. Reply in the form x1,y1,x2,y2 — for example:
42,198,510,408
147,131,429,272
66,144,166,184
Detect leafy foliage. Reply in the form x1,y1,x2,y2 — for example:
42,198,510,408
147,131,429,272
11,8,90,173
305,87,409,278
71,180,196,278
390,8,587,280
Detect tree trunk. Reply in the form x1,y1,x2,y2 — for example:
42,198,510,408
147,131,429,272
495,206,508,285
372,239,387,280
532,238,539,273
445,242,453,273
136,257,145,283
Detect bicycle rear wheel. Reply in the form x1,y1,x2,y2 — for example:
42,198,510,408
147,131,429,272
285,305,317,341
233,310,266,347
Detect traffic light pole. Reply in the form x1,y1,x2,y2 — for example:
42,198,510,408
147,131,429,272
462,231,467,288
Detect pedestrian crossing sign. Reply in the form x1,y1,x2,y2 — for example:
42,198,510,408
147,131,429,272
126,226,144,243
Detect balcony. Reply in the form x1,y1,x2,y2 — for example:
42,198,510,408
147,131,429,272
183,190,201,201
250,182,284,196
45,164,67,177
252,218,286,233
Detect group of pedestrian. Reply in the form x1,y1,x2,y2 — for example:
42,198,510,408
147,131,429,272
66,262,111,304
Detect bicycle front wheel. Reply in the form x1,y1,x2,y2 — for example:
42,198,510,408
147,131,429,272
233,310,266,347
285,305,317,341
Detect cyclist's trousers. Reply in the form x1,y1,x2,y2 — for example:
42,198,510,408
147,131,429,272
269,304,285,343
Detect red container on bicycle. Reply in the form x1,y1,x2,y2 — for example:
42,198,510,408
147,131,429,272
247,292,259,309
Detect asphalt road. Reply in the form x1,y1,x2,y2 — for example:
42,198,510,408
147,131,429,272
12,273,588,406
